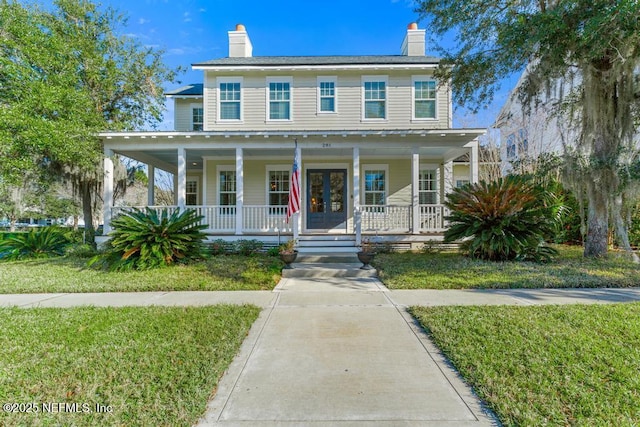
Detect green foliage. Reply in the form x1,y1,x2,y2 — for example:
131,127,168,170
208,238,232,256
444,176,561,262
233,239,264,256
0,227,69,260
266,246,281,257
64,243,98,259
95,208,207,271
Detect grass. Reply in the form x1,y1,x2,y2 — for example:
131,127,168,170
410,303,640,426
0,254,283,293
0,305,260,427
374,245,640,289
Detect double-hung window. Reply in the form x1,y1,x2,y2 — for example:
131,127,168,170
267,168,289,215
413,78,437,119
363,167,387,206
363,77,387,120
192,107,203,131
268,78,292,120
419,168,439,204
218,168,236,214
186,180,198,205
317,77,336,113
218,78,242,121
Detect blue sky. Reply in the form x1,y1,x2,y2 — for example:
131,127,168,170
41,0,513,128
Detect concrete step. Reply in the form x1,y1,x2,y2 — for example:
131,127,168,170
281,262,376,278
296,246,359,254
295,253,360,263
297,239,355,247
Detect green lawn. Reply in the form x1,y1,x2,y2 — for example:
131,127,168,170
411,303,640,426
0,305,260,426
374,246,640,289
0,255,283,293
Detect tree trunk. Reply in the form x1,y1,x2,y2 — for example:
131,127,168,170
612,194,640,262
81,182,95,247
584,181,609,257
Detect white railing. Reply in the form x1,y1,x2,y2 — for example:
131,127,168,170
111,204,447,234
111,205,289,233
360,205,412,233
419,204,448,232
243,205,290,232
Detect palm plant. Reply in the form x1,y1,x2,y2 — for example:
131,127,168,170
96,208,207,271
0,226,69,260
444,176,562,262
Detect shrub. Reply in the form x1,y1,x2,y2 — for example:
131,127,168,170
208,239,231,256
64,243,98,259
233,239,263,256
0,227,69,260
444,176,561,262
93,208,207,271
266,246,280,257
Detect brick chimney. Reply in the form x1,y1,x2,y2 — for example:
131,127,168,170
401,22,426,56
228,23,253,57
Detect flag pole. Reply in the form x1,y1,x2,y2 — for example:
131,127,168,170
293,139,300,241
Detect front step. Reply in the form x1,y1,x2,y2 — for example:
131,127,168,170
296,234,358,255
281,262,376,278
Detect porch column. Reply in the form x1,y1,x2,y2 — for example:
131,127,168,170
103,149,114,235
469,139,479,184
411,149,420,234
147,165,155,206
292,144,301,240
443,160,454,198
353,147,361,246
235,147,244,235
177,147,186,209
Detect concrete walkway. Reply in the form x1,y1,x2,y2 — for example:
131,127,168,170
3,283,640,425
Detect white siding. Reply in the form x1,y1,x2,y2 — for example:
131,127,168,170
202,70,450,132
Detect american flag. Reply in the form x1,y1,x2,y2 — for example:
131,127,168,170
287,140,301,220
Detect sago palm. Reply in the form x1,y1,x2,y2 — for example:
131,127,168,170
444,176,562,262
97,208,207,271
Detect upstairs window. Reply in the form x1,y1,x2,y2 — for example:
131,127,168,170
363,80,386,119
219,82,241,120
268,79,291,120
318,78,336,113
414,80,437,119
192,107,203,131
506,133,517,159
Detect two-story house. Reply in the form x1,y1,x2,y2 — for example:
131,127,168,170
100,23,485,251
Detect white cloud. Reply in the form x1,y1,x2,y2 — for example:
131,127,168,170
198,8,206,13
183,12,191,23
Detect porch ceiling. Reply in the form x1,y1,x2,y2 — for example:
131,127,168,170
115,145,470,174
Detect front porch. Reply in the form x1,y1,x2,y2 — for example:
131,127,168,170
100,129,484,247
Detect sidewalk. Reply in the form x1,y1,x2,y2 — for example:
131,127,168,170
3,283,640,425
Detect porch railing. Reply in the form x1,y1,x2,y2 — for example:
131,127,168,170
360,205,412,233
419,204,449,232
111,204,447,234
111,205,289,233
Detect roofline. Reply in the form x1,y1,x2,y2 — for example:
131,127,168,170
99,129,486,139
164,94,203,99
192,63,439,71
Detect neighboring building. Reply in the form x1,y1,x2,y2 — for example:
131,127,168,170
494,69,580,174
99,23,484,251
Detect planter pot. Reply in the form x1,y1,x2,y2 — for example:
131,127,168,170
279,251,298,269
357,251,375,270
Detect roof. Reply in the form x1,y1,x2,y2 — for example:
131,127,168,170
165,83,203,97
193,55,441,67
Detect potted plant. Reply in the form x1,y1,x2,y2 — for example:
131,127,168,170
278,239,297,268
357,238,376,270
